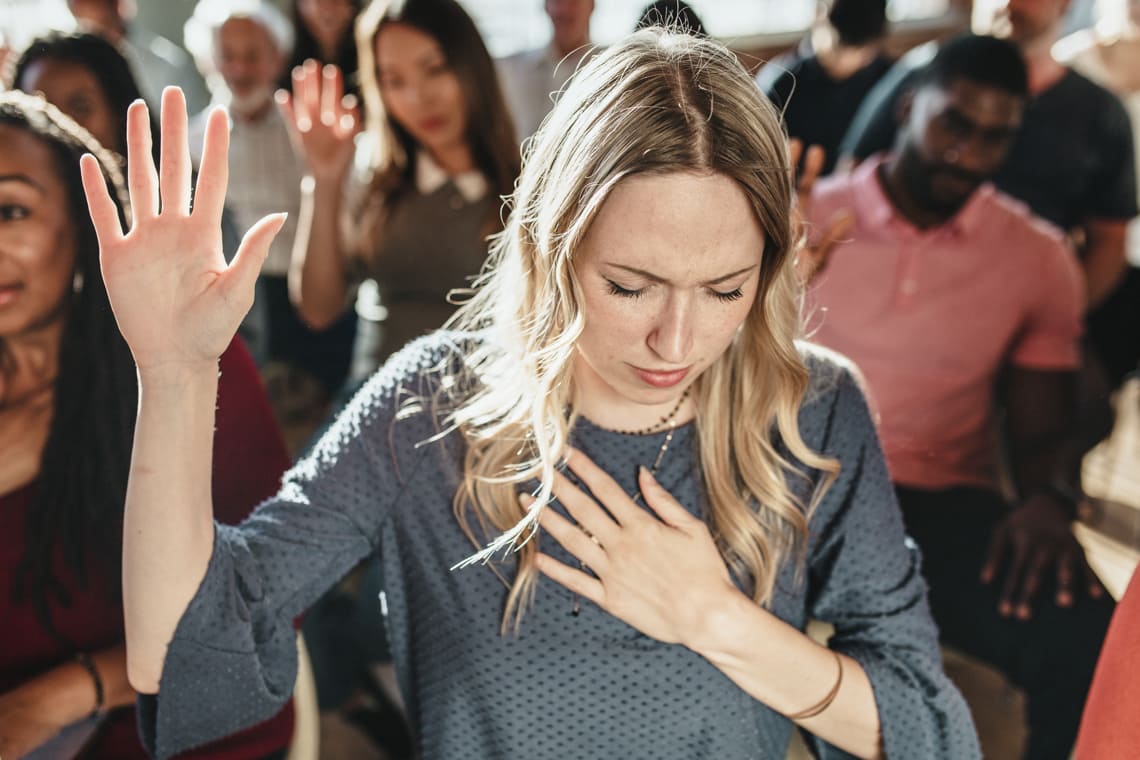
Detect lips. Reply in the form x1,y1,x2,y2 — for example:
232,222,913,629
418,116,448,133
634,365,690,388
0,283,22,306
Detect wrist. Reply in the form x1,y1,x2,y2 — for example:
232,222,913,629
136,358,220,392
681,583,755,657
74,653,105,718
303,172,346,196
17,659,103,728
1021,480,1082,520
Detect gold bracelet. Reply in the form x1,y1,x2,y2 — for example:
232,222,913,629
786,650,844,721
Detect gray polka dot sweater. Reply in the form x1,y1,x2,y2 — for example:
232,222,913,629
137,332,980,759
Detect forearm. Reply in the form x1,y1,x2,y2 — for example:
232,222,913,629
1009,431,1079,503
688,590,882,759
290,176,349,330
1081,227,1128,309
123,363,219,693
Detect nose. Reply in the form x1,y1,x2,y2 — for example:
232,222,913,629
648,292,693,364
946,134,996,176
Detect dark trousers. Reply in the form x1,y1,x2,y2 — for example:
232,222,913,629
260,275,357,395
896,486,1114,760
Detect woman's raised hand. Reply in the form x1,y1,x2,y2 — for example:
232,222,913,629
278,61,360,184
80,87,286,373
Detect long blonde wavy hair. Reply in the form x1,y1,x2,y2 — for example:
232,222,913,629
439,29,839,631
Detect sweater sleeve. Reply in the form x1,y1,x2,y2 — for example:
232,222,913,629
136,336,451,759
803,367,981,759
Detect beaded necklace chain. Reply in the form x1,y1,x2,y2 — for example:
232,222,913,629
606,388,690,436
570,389,690,616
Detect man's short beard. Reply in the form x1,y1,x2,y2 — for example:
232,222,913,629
228,86,274,117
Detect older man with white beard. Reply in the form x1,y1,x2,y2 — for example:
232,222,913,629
186,0,357,411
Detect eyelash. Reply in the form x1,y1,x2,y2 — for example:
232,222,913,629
605,280,744,302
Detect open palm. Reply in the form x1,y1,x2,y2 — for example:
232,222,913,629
279,60,359,183
80,88,285,371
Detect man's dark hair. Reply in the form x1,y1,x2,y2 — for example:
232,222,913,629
828,0,887,47
917,33,1029,97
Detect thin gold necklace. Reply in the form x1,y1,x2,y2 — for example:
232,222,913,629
570,390,689,617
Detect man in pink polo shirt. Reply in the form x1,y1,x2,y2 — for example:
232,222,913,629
806,35,1113,759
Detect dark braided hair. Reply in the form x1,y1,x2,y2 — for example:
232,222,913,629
0,91,136,637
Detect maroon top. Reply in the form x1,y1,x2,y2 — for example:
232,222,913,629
0,337,295,758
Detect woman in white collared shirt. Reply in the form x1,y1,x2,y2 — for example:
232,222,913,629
284,0,519,377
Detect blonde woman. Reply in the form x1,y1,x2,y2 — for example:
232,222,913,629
82,30,977,760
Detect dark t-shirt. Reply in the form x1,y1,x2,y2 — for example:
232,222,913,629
759,50,893,175
839,58,1139,231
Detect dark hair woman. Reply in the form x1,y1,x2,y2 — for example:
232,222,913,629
282,0,521,375
279,0,364,96
0,91,294,759
10,31,154,160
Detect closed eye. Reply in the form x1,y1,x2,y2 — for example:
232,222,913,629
606,279,645,299
711,287,744,302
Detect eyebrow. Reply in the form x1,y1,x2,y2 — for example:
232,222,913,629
378,50,446,76
605,263,759,286
0,174,46,193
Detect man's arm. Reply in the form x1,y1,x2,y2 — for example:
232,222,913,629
1081,217,1129,309
1002,367,1079,499
982,367,1103,618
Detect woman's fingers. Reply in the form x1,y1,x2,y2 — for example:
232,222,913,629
321,64,343,126
535,553,604,606
788,137,804,170
535,499,608,570
219,212,287,307
158,87,191,216
79,154,124,248
340,93,361,136
290,66,310,130
637,467,697,528
125,100,158,221
564,447,644,525
191,106,230,224
297,59,321,130
551,469,619,544
799,144,826,193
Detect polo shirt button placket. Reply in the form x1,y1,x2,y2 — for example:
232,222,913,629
895,244,921,308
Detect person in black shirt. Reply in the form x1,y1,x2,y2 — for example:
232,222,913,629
757,0,892,176
837,0,1138,329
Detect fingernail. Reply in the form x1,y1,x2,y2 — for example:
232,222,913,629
639,465,653,480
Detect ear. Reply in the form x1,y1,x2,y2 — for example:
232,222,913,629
895,88,915,126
